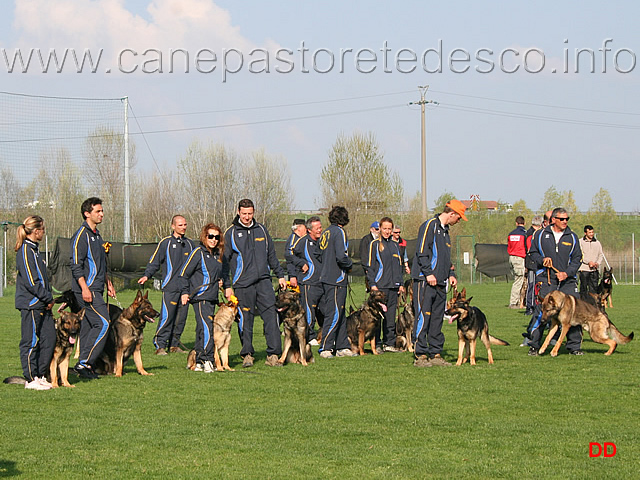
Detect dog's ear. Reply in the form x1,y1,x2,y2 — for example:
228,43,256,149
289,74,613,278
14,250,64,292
144,290,149,299
460,287,466,298
466,296,473,303
135,290,143,301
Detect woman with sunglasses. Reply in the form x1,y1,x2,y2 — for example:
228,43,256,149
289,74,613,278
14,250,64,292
15,215,56,390
179,224,227,373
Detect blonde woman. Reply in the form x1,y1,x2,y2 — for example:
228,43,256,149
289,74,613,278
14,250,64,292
15,216,55,390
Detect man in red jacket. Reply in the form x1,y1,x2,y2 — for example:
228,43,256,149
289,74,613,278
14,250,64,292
507,216,527,309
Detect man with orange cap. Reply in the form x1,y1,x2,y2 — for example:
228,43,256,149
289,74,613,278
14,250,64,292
411,199,467,367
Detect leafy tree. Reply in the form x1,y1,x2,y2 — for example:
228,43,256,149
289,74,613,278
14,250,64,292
539,185,563,212
433,191,456,213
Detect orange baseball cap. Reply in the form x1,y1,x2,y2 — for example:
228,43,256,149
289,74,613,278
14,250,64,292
446,199,468,221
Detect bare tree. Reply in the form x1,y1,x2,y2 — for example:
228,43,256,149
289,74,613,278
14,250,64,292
0,164,20,213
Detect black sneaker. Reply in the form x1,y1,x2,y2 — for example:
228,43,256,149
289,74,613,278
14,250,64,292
569,350,585,356
528,347,540,357
74,364,99,380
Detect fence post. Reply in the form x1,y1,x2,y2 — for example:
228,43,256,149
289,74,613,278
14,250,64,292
0,246,3,297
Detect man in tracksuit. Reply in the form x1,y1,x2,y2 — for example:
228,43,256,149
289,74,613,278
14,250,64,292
291,216,324,343
366,217,405,353
318,206,356,358
284,218,307,288
70,197,115,379
223,199,286,368
138,215,194,355
412,199,467,367
526,207,584,356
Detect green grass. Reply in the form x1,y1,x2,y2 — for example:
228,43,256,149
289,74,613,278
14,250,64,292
1,281,638,479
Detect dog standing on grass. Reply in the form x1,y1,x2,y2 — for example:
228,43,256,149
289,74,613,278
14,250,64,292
49,310,83,387
539,290,633,356
346,289,387,356
445,288,509,365
275,288,313,366
598,267,614,309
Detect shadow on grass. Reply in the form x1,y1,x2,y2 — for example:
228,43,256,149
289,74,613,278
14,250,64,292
0,459,20,477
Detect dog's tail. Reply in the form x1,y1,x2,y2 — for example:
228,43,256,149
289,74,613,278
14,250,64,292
3,376,27,385
608,322,634,345
488,335,510,346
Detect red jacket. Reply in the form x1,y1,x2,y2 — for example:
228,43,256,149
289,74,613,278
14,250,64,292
507,225,527,258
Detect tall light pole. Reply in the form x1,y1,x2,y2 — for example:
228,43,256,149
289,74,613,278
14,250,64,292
410,86,438,218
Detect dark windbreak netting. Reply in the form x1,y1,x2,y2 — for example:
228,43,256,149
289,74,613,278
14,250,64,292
475,243,510,278
47,237,158,294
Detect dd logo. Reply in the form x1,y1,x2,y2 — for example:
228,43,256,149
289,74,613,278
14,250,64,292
589,442,617,457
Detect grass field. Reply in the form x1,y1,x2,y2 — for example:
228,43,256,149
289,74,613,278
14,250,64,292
1,281,638,479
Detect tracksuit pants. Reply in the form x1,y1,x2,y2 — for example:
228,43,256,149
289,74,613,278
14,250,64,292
300,283,324,342
376,287,398,347
19,308,56,382
193,300,215,364
153,290,189,349
74,291,110,368
235,278,282,357
319,284,351,354
412,281,446,358
528,280,583,352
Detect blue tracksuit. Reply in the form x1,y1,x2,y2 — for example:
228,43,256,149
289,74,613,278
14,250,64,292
70,221,110,368
292,234,324,341
143,234,194,349
318,224,353,353
366,236,403,347
15,239,55,382
223,216,285,357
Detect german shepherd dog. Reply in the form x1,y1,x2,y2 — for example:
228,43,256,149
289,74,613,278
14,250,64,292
598,267,613,308
395,278,415,352
346,289,387,355
445,288,509,365
276,288,313,366
94,290,159,376
539,290,633,356
49,310,83,387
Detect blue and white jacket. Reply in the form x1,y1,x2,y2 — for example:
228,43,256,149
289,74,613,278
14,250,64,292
15,239,53,310
529,225,582,284
70,221,107,294
179,245,226,303
411,215,456,286
319,224,352,286
143,234,194,293
366,236,403,289
291,234,323,286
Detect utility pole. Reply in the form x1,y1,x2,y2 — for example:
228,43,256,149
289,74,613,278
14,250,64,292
410,86,438,219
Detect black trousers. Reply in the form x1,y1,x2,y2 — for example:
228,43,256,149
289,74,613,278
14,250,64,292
19,308,55,382
235,278,282,357
412,281,446,358
153,290,189,349
376,287,398,347
528,280,583,352
579,271,599,296
319,284,350,353
75,291,110,368
193,300,215,363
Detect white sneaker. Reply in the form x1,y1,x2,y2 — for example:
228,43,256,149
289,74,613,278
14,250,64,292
37,376,53,388
309,339,319,346
336,348,357,357
203,361,215,373
25,379,51,390
194,363,204,372
319,350,334,359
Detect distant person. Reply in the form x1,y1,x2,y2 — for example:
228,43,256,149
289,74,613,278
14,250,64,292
411,199,467,367
70,197,116,380
318,206,356,358
223,199,286,368
284,218,307,288
291,216,324,344
15,215,55,390
507,216,526,309
578,225,604,296
391,226,411,274
359,221,380,290
526,208,583,356
138,215,194,355
524,216,543,316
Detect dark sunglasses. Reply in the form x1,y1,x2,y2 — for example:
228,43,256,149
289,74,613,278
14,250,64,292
555,217,570,222
207,234,221,240
393,231,401,234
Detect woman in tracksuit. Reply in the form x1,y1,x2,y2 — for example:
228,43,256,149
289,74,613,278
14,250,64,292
366,217,405,352
15,215,55,390
180,223,227,373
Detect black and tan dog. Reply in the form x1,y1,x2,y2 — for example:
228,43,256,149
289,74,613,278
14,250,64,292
445,288,509,365
94,290,159,376
539,290,633,356
598,267,613,309
346,289,387,356
275,288,313,366
395,278,415,352
49,309,83,387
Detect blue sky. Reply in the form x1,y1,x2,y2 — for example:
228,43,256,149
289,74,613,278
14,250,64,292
1,0,639,212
